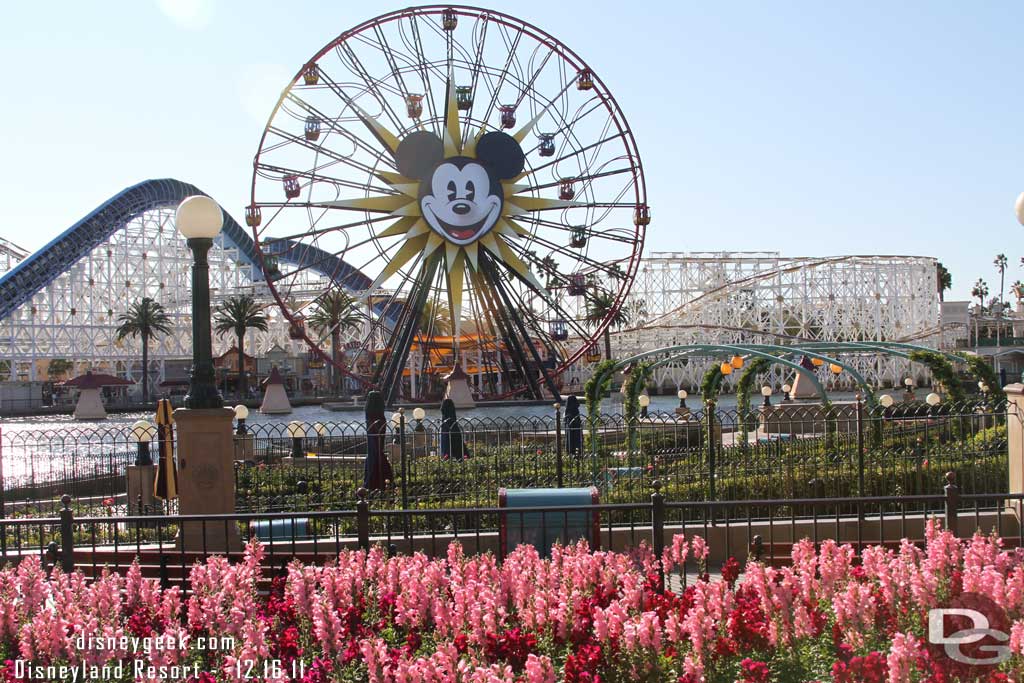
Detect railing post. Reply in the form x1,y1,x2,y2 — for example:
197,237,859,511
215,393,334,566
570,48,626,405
356,487,370,551
944,471,959,537
399,409,409,513
59,494,74,574
651,480,665,592
855,395,865,496
554,403,564,488
705,399,717,501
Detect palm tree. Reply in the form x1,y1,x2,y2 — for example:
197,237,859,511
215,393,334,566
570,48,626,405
539,255,559,289
308,289,365,394
585,289,628,361
936,262,952,302
971,279,989,312
971,278,989,348
994,254,1008,307
213,294,268,398
115,297,172,403
418,299,453,336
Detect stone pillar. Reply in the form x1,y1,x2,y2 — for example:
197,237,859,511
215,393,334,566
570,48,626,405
1004,384,1024,521
126,465,156,515
173,407,240,551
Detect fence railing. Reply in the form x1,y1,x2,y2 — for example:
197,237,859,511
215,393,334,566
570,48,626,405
0,399,1009,517
3,476,1020,592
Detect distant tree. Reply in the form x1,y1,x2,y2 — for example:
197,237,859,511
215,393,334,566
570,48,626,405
539,255,559,289
308,289,365,394
1013,280,1024,301
971,279,989,312
418,299,452,337
994,254,1008,307
936,262,952,302
586,289,629,361
47,358,73,381
213,294,269,398
115,298,172,403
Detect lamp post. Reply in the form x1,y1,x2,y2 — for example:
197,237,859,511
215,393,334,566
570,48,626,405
234,404,249,435
638,393,650,419
176,196,224,410
677,389,687,409
131,419,154,466
760,385,772,408
287,421,305,457
313,421,327,453
782,383,792,402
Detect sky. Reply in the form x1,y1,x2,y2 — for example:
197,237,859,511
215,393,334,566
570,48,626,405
0,0,1021,301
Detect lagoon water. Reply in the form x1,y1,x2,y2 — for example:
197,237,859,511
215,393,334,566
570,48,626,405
0,392,866,435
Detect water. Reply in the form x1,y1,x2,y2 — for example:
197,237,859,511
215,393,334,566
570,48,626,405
0,392,866,435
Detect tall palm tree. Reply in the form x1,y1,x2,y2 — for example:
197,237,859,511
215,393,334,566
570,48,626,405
115,297,172,403
308,289,365,394
994,254,1008,307
585,289,628,361
936,262,952,302
213,294,269,398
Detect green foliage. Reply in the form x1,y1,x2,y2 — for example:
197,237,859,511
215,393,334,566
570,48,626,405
115,297,172,343
584,359,618,452
116,297,172,402
957,352,1003,410
622,361,653,453
47,358,73,380
908,350,965,403
735,358,769,444
309,289,366,393
213,294,269,340
701,363,724,403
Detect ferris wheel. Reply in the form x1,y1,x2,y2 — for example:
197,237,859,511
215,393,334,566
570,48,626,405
248,5,648,403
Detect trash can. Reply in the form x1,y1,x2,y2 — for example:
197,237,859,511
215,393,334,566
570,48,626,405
498,487,599,558
252,518,311,542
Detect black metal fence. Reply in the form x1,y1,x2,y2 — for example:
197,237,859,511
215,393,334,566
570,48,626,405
232,399,1007,512
3,480,1020,593
0,399,1008,518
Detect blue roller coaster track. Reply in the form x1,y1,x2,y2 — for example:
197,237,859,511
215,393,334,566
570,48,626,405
0,178,374,324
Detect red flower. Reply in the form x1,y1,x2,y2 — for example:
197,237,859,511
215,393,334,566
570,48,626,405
302,657,334,683
740,658,770,683
720,556,741,587
830,651,887,683
405,630,422,655
453,633,469,653
483,628,538,671
565,644,603,683
102,498,114,507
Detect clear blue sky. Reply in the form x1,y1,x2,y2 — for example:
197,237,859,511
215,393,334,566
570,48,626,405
1,0,1020,301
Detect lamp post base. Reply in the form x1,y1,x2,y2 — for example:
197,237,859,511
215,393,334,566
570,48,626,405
173,407,240,552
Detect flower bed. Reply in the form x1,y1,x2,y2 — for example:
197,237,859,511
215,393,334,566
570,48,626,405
0,521,1021,682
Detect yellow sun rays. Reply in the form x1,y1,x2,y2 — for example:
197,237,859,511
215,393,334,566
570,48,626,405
321,79,580,336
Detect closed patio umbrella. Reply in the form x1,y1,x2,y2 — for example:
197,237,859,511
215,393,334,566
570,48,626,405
440,398,470,460
363,391,394,490
153,398,177,503
565,395,583,457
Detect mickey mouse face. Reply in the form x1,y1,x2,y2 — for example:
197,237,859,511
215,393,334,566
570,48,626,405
421,158,502,245
395,130,525,246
